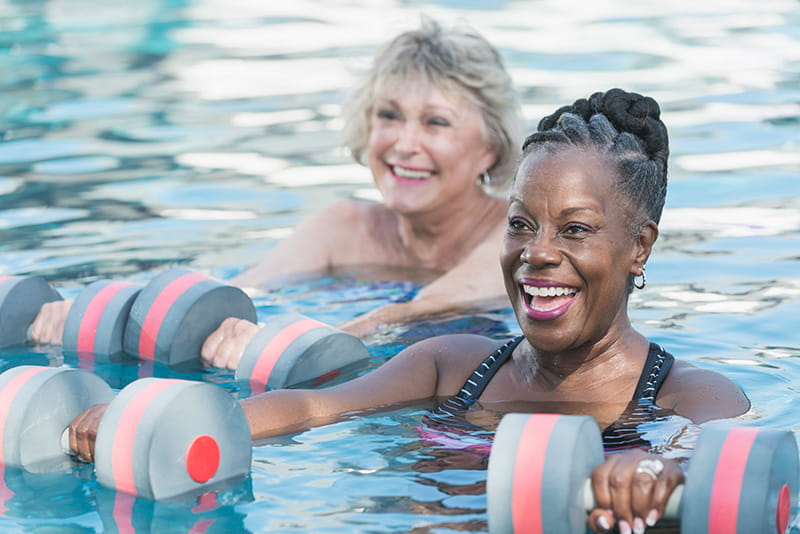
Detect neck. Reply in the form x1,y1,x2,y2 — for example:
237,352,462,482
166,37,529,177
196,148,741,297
513,321,649,395
394,190,504,270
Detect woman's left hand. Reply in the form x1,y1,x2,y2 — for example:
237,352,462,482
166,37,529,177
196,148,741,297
587,450,684,534
200,317,260,370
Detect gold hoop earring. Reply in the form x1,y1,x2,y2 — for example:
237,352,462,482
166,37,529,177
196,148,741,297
633,266,647,290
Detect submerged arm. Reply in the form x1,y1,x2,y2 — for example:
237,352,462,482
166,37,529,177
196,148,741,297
336,224,507,337
242,333,493,440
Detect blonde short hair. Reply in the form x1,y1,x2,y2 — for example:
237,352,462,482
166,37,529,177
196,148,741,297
341,16,522,189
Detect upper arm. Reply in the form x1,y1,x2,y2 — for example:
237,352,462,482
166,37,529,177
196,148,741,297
241,334,495,440
656,361,750,424
232,200,358,288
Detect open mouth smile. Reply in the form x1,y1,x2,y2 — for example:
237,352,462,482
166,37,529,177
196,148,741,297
390,165,433,181
520,282,579,320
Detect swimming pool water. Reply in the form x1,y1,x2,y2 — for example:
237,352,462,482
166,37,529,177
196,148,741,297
0,0,799,532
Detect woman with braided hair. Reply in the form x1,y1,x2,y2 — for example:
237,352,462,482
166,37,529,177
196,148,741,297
70,89,749,534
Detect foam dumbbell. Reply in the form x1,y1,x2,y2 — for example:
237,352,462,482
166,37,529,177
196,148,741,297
92,374,252,501
0,275,62,348
235,312,370,391
124,267,257,366
487,413,799,534
62,280,143,358
0,365,114,472
0,365,252,501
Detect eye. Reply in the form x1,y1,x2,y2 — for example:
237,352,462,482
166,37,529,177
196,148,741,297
426,116,450,127
507,217,533,233
376,108,400,121
563,223,593,237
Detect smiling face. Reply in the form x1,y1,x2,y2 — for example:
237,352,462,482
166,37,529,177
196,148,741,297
500,147,656,354
365,78,496,215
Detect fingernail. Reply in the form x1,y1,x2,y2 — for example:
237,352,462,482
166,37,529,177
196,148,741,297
645,509,659,527
633,517,645,534
618,520,632,534
597,515,611,531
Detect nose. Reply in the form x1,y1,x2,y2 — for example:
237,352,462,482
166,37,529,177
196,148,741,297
394,121,422,154
520,234,561,268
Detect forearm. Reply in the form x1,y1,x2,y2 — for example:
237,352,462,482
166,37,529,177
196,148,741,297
240,389,338,442
337,292,507,337
240,340,445,441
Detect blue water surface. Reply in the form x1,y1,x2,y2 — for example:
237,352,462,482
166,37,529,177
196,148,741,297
0,0,798,532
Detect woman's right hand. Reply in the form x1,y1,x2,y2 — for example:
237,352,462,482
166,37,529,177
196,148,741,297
29,299,73,345
201,317,260,370
68,403,109,464
587,450,684,533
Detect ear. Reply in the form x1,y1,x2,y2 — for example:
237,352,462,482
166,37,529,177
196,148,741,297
630,220,659,275
477,141,499,178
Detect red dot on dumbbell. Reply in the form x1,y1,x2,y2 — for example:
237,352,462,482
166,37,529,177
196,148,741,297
235,312,370,391
186,435,220,483
487,413,799,534
124,267,257,366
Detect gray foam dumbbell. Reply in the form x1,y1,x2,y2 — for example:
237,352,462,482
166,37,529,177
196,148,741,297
236,312,370,391
487,413,799,534
0,365,252,501
62,280,143,358
0,275,62,348
124,267,257,366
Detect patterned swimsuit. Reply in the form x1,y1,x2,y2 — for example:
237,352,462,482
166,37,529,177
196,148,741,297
429,336,675,451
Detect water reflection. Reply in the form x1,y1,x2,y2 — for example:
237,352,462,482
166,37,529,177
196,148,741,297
0,0,798,532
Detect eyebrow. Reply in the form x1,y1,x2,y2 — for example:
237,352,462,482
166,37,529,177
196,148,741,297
375,98,460,116
508,197,601,217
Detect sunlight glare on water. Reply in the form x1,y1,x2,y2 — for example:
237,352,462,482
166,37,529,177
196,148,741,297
0,0,798,532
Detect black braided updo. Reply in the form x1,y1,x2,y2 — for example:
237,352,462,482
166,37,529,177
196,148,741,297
521,88,669,226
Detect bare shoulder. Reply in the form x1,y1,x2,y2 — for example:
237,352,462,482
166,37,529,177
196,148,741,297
312,198,382,226
406,334,510,397
657,359,751,423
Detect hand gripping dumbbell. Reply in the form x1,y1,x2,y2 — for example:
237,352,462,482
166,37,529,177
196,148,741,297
0,365,252,501
487,413,799,534
235,312,371,392
0,275,62,348
123,267,257,366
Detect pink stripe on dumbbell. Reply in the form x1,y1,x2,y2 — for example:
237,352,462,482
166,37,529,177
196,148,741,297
512,413,559,534
112,492,136,534
708,427,759,534
77,281,134,353
138,272,208,359
111,379,180,496
0,465,11,515
0,367,48,464
249,318,327,385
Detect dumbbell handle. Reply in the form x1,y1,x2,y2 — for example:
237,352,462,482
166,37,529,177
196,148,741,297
581,479,683,520
60,428,80,460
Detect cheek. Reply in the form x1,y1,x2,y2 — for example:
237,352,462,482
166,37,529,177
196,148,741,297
366,124,393,152
499,238,520,281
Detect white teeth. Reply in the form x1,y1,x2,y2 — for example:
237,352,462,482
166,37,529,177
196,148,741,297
522,285,577,297
393,166,431,179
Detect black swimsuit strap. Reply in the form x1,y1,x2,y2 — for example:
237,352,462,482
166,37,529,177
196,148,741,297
434,336,523,416
631,343,675,401
435,338,674,422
